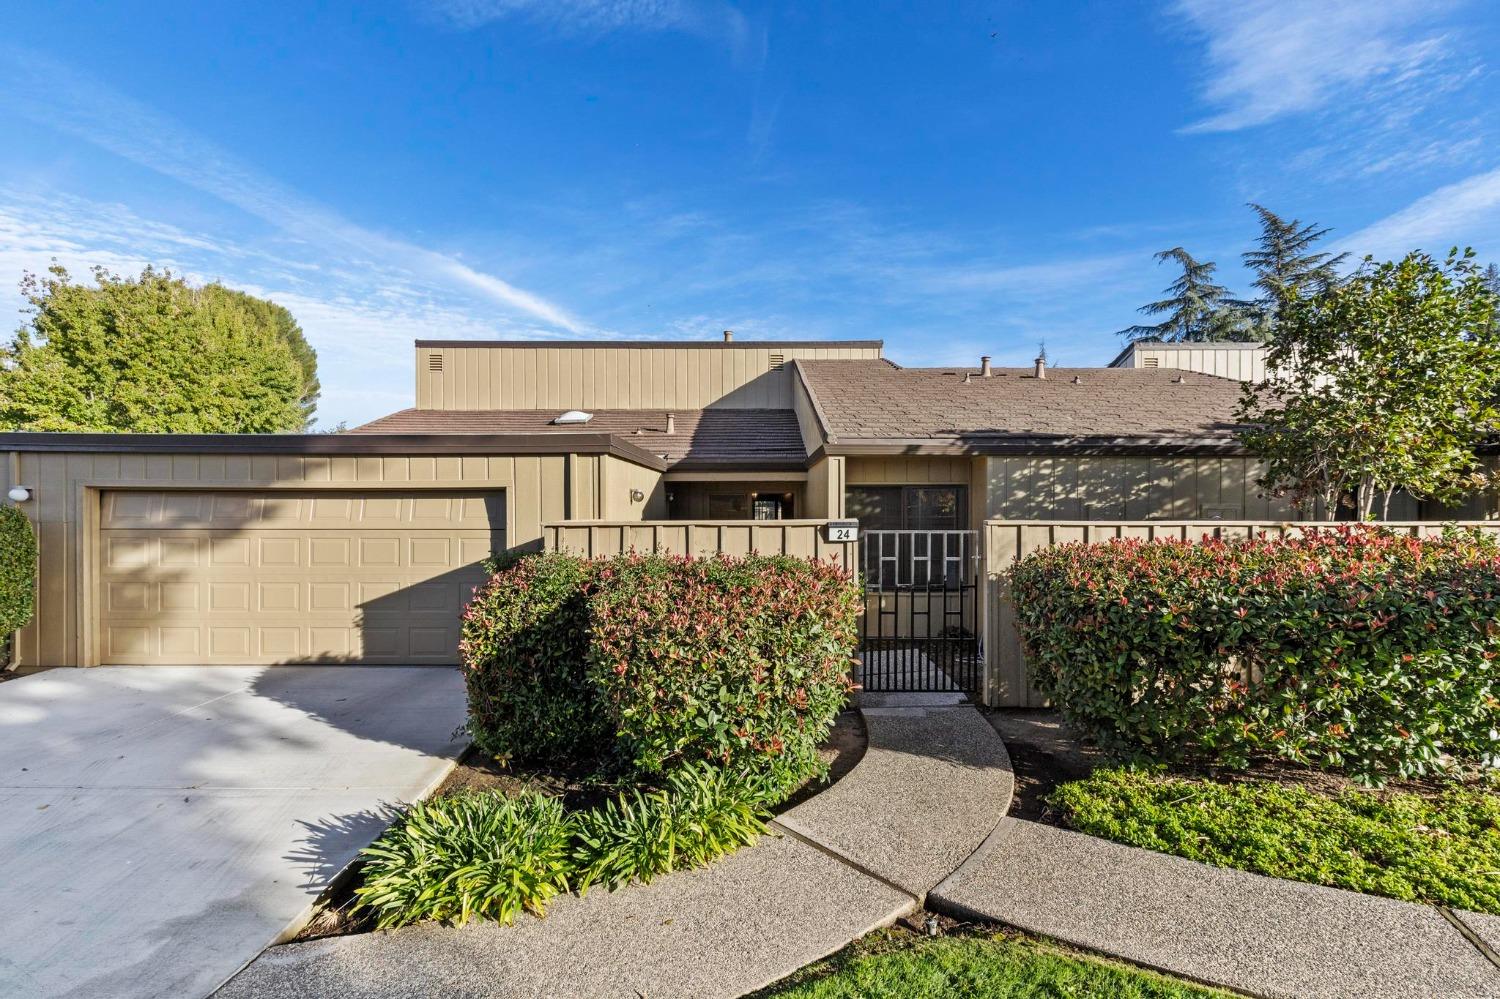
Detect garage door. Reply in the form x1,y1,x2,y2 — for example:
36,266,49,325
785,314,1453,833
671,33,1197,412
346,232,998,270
98,490,506,665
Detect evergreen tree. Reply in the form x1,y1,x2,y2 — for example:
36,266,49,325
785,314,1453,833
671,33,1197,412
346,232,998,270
1242,204,1347,333
1117,247,1250,342
0,266,317,433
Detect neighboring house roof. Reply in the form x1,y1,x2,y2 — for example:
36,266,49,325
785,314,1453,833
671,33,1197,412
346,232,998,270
795,359,1247,450
350,408,806,468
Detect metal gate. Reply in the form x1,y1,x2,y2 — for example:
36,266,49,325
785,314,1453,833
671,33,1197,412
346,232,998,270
857,529,981,693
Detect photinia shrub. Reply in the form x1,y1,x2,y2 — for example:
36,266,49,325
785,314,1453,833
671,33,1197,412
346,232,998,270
1008,525,1500,782
461,552,610,764
586,553,860,795
0,505,36,637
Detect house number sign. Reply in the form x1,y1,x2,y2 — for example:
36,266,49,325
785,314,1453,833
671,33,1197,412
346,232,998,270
825,520,859,542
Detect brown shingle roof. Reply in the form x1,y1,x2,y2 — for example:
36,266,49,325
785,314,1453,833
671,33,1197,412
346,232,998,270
796,360,1246,442
349,408,806,467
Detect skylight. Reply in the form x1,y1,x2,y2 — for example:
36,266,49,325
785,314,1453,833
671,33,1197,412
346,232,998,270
552,410,593,425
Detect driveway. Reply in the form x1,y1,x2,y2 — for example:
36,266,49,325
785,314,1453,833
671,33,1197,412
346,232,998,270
0,666,467,999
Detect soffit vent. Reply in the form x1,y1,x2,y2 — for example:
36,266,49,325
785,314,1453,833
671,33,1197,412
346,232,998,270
769,352,786,370
1142,356,1159,368
428,353,444,371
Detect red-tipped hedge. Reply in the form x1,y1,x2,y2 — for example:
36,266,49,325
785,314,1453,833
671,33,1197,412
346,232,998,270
1008,526,1500,781
586,554,860,794
461,552,860,794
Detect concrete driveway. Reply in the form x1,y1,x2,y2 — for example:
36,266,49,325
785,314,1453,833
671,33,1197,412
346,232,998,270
0,666,467,999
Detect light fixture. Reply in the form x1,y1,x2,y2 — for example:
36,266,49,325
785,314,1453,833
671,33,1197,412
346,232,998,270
7,486,30,503
629,488,645,502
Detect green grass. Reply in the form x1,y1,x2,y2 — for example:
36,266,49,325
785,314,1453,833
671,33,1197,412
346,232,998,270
1050,768,1500,915
757,931,1229,998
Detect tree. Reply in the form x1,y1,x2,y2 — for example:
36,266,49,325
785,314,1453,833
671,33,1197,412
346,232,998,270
1485,263,1500,334
0,266,318,433
1241,204,1347,335
1237,249,1500,519
1118,247,1253,342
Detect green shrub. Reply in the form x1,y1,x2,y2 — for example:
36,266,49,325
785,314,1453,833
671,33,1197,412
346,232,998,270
572,761,771,892
586,553,860,794
354,790,573,929
460,553,610,764
1050,768,1500,915
1008,525,1500,781
0,505,36,636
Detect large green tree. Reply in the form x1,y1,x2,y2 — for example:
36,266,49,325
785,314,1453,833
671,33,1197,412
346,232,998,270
1237,249,1500,519
0,266,318,433
1241,203,1347,334
1117,247,1253,343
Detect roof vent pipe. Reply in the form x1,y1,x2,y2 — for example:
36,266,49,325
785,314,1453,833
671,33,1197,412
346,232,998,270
1034,356,1047,379
722,329,733,342
980,356,992,377
665,413,675,434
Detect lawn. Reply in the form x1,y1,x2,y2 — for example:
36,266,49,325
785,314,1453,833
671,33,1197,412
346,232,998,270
757,930,1229,999
1050,768,1500,915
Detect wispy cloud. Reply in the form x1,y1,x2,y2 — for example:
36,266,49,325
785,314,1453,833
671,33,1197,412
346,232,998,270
1173,0,1468,133
0,49,584,332
427,0,747,43
1340,166,1500,260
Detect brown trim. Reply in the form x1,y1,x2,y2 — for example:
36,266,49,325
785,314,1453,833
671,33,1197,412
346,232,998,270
0,432,671,471
415,338,883,350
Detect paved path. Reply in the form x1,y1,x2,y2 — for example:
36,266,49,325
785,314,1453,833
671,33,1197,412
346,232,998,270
929,816,1500,999
0,666,467,999
216,695,1015,999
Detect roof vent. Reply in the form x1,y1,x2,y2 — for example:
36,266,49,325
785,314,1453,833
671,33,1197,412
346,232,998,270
769,352,785,370
552,410,593,425
723,329,734,342
1034,356,1047,379
427,353,444,372
1142,356,1159,368
1072,375,1082,384
665,413,675,435
980,356,992,377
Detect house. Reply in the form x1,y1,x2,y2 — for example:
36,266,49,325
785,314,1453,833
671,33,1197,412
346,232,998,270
2,334,1492,670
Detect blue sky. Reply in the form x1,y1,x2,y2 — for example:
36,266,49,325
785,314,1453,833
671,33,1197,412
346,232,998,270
1,1,1498,428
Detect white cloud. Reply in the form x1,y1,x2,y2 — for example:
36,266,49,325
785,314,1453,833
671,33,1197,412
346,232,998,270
1174,0,1466,133
427,0,747,43
0,50,584,333
1340,167,1500,260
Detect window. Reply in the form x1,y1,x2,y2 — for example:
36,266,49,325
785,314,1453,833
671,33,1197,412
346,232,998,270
846,485,966,531
846,486,971,588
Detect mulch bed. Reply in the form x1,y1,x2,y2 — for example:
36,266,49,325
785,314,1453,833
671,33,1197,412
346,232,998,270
292,708,868,942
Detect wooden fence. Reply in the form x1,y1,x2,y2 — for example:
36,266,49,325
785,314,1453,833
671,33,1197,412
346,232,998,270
984,520,1500,707
543,519,858,568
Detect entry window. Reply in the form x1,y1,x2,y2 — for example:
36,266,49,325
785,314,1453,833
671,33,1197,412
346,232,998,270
845,485,966,531
752,493,794,520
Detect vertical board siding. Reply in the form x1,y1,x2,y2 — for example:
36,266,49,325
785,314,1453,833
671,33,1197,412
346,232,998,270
10,449,619,667
983,519,1500,707
545,519,856,569
413,344,883,411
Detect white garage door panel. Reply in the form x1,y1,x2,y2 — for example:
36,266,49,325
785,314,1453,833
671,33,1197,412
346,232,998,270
98,490,505,665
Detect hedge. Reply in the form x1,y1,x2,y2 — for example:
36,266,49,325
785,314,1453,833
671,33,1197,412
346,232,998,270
1008,525,1500,782
0,505,36,638
460,552,609,764
461,552,860,794
587,554,860,794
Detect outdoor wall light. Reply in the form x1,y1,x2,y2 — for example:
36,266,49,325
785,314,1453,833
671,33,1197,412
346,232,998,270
6,486,30,503
629,488,645,502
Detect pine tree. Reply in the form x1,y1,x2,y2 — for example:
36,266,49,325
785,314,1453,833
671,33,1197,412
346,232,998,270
1117,247,1249,342
1242,204,1347,334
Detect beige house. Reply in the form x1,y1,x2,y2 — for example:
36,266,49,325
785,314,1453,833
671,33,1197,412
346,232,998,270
4,334,1493,671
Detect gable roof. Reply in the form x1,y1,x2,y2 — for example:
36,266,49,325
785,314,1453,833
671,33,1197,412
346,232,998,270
794,359,1247,450
350,408,806,469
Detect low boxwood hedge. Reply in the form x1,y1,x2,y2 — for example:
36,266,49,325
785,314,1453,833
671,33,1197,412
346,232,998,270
1008,525,1500,782
0,505,36,638
462,552,860,793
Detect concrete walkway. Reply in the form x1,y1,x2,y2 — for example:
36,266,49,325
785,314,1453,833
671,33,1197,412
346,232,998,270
930,817,1500,999
0,666,467,999
215,694,1015,999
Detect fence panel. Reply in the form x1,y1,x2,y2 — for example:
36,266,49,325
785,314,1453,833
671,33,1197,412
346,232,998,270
544,519,858,569
983,520,1500,707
